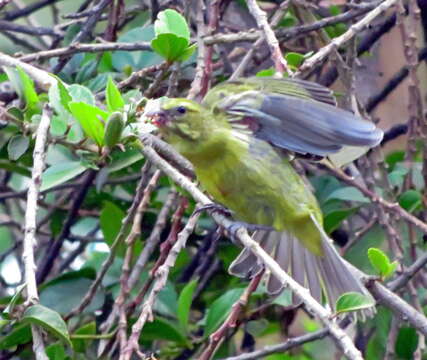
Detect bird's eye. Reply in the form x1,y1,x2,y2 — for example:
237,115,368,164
176,106,187,114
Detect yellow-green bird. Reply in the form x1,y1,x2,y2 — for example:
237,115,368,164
145,77,383,307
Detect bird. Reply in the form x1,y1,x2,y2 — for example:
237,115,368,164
143,76,383,310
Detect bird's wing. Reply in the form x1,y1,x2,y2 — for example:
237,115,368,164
202,77,337,109
215,91,383,156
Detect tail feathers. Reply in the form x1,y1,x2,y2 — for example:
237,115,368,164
229,229,374,313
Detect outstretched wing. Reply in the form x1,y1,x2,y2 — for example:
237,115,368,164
214,90,383,156
203,77,337,109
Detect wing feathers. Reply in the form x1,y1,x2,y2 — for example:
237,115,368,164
221,92,383,156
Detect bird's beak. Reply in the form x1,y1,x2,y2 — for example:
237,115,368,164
145,109,169,128
143,99,170,128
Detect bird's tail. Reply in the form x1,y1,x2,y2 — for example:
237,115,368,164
229,226,374,313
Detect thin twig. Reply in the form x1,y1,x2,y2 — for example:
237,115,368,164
326,166,427,235
99,189,178,336
200,270,264,360
23,105,52,360
117,170,161,354
65,163,153,320
0,50,56,90
246,0,292,76
121,200,195,360
297,0,399,74
19,41,151,63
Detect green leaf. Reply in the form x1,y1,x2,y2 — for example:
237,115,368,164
22,304,71,347
0,323,32,349
151,34,191,62
256,68,276,77
4,67,39,110
3,284,26,320
7,135,29,161
112,27,162,72
367,247,397,278
50,115,68,136
100,201,126,256
204,288,244,336
140,317,189,346
7,106,24,121
4,67,24,99
278,12,297,28
335,292,374,315
177,279,197,332
71,321,96,353
106,76,125,112
154,9,190,41
324,207,359,234
325,186,370,203
41,161,87,191
98,51,113,72
69,102,108,146
385,150,405,169
0,319,10,331
0,159,31,177
16,67,39,108
75,59,97,83
87,73,109,93
399,190,423,212
388,167,408,187
272,289,292,307
151,10,195,63
246,319,269,337
56,81,72,112
46,342,67,360
68,84,95,105
176,43,197,62
395,327,418,359
285,52,305,69
40,273,104,316
107,148,143,172
49,76,72,113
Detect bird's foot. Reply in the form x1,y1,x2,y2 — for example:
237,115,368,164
226,221,274,245
195,203,234,217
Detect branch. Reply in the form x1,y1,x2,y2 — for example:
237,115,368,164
2,0,61,21
0,20,63,38
200,271,264,360
19,41,151,63
0,50,55,90
221,328,329,360
99,190,178,336
117,170,161,354
298,0,399,74
204,5,379,45
246,0,292,75
23,105,52,360
52,0,112,73
121,201,197,360
366,281,427,335
326,166,427,235
65,163,153,320
36,169,97,283
188,0,220,100
388,252,427,291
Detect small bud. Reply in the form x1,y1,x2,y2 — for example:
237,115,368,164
104,112,125,149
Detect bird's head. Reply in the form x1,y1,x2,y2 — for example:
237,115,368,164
144,98,205,142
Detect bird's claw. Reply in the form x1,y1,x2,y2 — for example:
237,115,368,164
226,221,273,245
195,203,234,217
